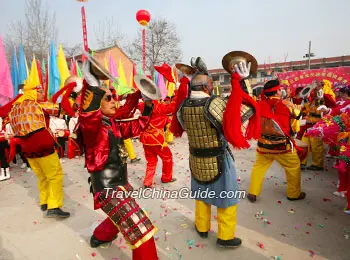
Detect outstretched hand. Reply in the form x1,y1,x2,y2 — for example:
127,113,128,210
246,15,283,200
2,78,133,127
234,62,251,78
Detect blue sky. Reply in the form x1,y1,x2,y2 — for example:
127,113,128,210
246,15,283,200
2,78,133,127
1,0,349,69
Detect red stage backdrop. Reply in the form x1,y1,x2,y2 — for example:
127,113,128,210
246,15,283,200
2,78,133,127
277,67,350,89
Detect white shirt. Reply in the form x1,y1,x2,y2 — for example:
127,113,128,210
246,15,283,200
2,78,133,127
69,117,78,133
5,124,13,135
49,117,67,133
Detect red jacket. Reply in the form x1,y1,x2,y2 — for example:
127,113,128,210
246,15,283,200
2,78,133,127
139,100,176,146
80,92,149,172
330,99,350,116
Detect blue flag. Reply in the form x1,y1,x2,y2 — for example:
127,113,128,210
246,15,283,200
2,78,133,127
48,41,61,98
18,44,27,84
11,47,19,97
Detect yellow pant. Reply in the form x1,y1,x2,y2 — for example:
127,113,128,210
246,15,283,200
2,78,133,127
124,138,136,160
27,152,64,209
195,200,237,240
165,123,174,143
301,135,324,167
249,149,301,198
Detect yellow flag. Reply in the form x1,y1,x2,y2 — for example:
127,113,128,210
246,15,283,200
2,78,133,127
57,44,70,88
166,68,176,97
104,57,109,87
118,59,128,87
27,55,40,89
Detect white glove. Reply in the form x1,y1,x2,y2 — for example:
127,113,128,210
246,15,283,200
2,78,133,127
340,104,350,113
234,62,251,78
317,105,328,111
73,80,83,93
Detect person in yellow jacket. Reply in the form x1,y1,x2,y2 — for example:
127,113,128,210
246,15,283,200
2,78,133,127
7,78,81,218
301,80,336,171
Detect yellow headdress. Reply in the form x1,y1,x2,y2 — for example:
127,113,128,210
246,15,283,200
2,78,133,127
322,79,335,99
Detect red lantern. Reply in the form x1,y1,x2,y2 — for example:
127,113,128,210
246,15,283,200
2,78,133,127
136,10,151,26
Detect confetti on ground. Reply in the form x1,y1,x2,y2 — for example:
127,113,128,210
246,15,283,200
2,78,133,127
272,256,282,260
111,258,120,260
345,235,349,239
187,239,195,249
277,200,282,204
307,223,312,227
317,224,324,228
180,224,188,229
173,247,182,260
154,235,159,241
308,250,315,257
295,224,301,229
306,232,310,234
91,252,96,257
323,198,331,202
258,242,264,249
288,209,295,214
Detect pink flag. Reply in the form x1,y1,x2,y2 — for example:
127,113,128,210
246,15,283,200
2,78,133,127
158,73,167,99
0,36,14,104
109,54,119,78
70,59,77,76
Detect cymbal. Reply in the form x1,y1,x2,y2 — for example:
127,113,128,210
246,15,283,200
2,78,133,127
175,63,196,76
222,51,258,74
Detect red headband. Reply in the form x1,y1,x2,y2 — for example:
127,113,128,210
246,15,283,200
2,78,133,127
264,85,280,93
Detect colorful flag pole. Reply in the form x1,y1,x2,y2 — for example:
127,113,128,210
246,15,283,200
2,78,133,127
11,47,19,97
48,41,61,98
76,60,82,78
0,36,14,104
18,44,28,84
57,44,70,88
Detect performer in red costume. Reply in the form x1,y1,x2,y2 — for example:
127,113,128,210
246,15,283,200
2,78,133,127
136,76,177,188
79,52,158,260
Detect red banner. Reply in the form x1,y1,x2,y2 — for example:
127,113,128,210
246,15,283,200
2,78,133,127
277,67,350,89
81,6,88,62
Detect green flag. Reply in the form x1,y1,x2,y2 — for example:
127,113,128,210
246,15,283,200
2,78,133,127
76,61,82,78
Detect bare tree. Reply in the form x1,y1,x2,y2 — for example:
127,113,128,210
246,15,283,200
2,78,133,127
62,43,83,58
126,18,182,75
4,0,57,61
94,17,126,49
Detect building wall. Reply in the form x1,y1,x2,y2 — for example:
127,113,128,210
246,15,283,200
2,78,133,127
69,45,134,86
93,47,133,86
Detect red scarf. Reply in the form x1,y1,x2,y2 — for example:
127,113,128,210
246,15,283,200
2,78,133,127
223,72,260,149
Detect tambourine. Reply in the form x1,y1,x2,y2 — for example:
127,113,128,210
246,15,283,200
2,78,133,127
57,130,70,138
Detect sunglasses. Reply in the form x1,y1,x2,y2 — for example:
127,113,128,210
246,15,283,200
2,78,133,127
104,94,117,102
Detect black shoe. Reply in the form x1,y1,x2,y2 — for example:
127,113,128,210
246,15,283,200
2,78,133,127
216,238,242,248
247,193,257,203
161,178,177,183
131,158,141,163
287,192,306,201
40,204,47,211
46,208,70,218
300,164,306,170
195,225,208,238
90,235,115,248
306,165,324,171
